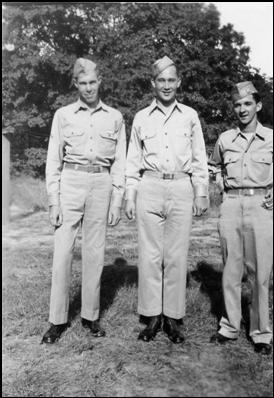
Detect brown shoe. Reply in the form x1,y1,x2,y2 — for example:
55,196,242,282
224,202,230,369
41,323,68,344
138,315,162,342
210,332,237,344
82,318,106,337
163,316,185,344
254,343,272,355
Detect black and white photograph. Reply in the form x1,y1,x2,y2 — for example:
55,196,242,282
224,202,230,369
2,2,273,397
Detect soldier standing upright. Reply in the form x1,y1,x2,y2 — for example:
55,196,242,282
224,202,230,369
210,81,273,356
125,56,209,343
42,58,126,343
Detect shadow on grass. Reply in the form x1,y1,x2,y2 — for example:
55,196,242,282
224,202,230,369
190,260,251,336
68,257,138,322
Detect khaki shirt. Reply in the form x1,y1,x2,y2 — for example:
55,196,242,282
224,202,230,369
126,99,209,199
211,122,273,189
46,99,126,207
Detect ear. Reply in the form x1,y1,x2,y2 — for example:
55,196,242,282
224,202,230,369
176,77,181,89
151,79,156,89
73,78,78,89
256,101,262,112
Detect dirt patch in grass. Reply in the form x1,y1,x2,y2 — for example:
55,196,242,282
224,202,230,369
2,209,273,397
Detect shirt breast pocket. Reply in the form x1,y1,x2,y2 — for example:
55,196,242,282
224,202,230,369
173,130,192,154
141,131,158,154
99,130,118,157
223,152,241,181
251,152,272,182
63,127,85,154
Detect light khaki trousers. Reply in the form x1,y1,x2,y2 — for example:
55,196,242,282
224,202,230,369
218,193,273,344
136,175,193,319
49,169,112,324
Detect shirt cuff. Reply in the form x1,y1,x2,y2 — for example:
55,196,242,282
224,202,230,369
111,193,124,208
48,195,60,206
125,189,137,201
193,184,208,198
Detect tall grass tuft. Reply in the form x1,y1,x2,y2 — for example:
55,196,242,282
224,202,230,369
11,176,48,212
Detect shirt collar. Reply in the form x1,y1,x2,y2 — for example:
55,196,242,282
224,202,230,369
74,98,108,113
232,122,266,142
148,98,182,116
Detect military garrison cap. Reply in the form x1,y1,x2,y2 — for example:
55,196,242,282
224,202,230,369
73,58,98,79
231,81,258,101
152,55,175,78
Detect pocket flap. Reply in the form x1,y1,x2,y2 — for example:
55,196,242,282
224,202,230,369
224,152,241,164
142,131,157,140
63,128,84,137
100,131,117,141
251,152,272,164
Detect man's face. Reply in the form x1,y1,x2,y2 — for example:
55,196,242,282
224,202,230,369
233,94,262,125
74,70,101,106
151,66,181,105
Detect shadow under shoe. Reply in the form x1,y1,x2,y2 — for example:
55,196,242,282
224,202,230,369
254,343,272,356
163,316,185,344
41,323,69,344
138,315,162,342
81,318,106,337
210,332,237,344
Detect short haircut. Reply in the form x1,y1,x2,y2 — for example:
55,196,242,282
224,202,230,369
252,93,261,103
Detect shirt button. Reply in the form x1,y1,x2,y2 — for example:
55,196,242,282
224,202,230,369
165,133,167,135
166,159,169,162
166,146,168,149
90,136,93,139
90,149,93,152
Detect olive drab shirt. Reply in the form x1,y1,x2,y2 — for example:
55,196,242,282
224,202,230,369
126,99,209,199
46,99,126,207
211,122,273,189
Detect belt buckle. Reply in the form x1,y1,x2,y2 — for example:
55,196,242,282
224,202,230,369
244,188,254,196
92,166,101,173
87,165,94,173
163,173,174,180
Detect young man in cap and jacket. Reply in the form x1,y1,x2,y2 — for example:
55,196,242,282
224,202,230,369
125,56,209,343
42,58,126,343
210,81,273,355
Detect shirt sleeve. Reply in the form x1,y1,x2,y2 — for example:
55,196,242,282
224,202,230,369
45,110,64,206
125,116,143,201
191,112,209,197
211,136,224,167
109,116,126,207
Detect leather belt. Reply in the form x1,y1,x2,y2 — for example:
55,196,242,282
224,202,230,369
143,171,189,180
226,188,268,196
63,163,109,173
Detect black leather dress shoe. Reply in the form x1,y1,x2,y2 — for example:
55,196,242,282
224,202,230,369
138,315,162,342
41,323,68,344
210,332,237,344
82,318,106,337
254,343,272,355
163,316,185,344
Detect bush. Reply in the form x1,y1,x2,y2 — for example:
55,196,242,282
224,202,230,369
11,147,47,178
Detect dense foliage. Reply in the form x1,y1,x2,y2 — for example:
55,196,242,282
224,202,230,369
2,2,273,176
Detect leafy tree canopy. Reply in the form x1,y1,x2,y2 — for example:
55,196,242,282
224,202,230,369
2,2,273,175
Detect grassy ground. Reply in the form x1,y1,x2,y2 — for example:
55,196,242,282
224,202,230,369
2,178,273,397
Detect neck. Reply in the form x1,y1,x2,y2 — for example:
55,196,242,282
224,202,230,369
239,118,258,134
156,98,176,109
80,97,100,110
